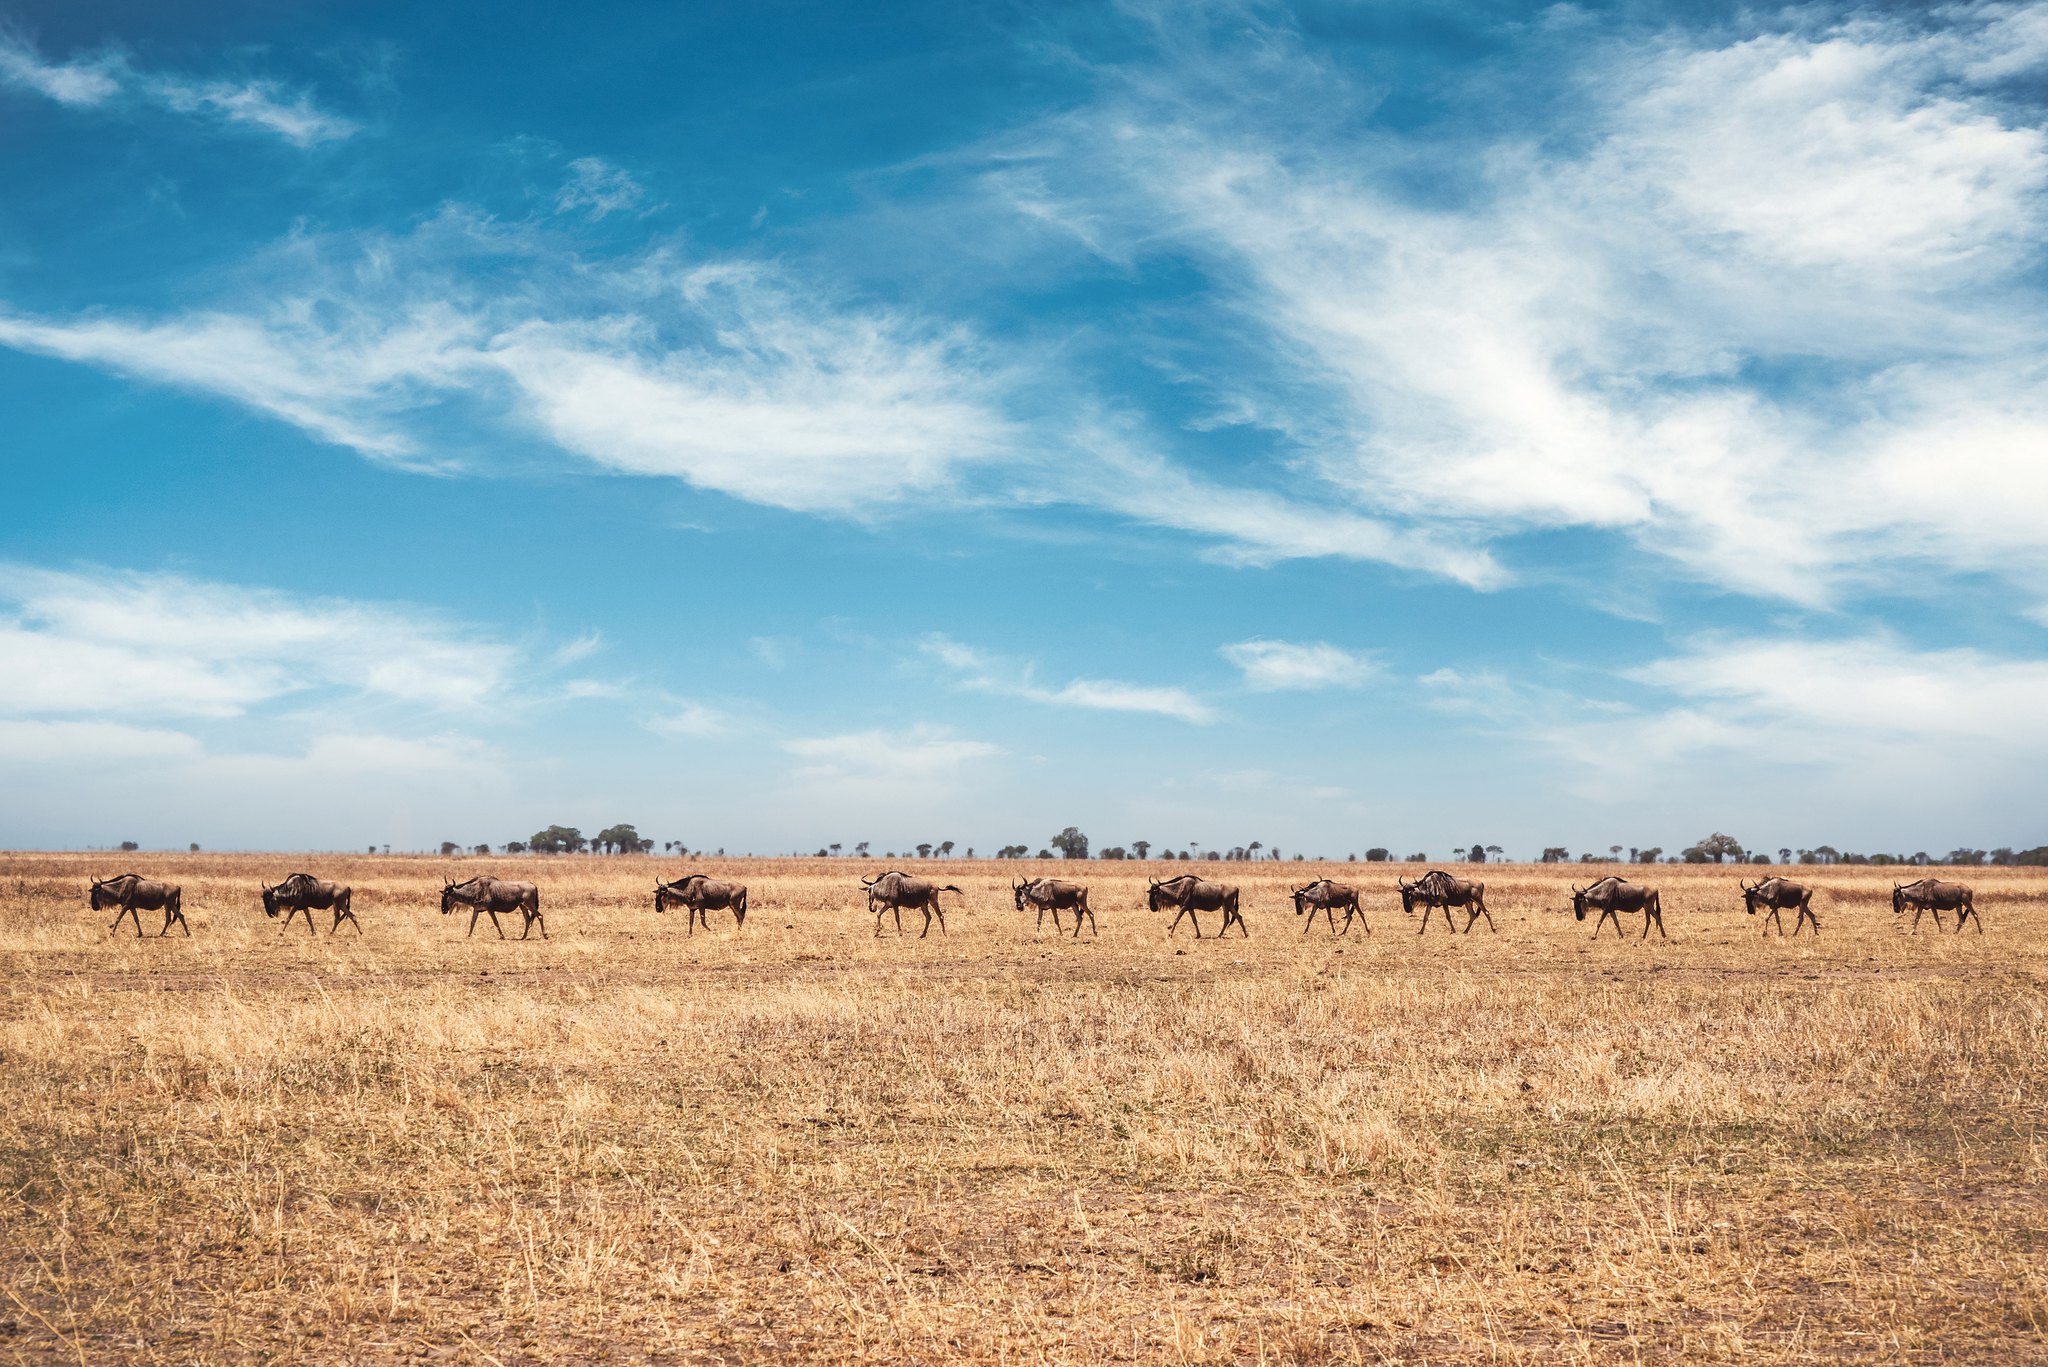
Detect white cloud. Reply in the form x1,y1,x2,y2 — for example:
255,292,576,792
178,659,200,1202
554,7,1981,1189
988,3,2048,605
647,702,730,738
922,634,1214,723
0,32,120,105
1221,639,1375,691
1624,636,2048,748
486,266,1011,511
0,31,353,143
556,157,645,220
0,306,478,460
0,564,517,719
783,725,1002,781
149,75,356,146
0,255,1013,515
0,719,201,765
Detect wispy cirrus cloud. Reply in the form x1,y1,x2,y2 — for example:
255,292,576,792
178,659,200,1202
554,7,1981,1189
783,725,1002,782
555,156,645,220
0,29,119,105
0,244,1015,512
0,563,517,720
922,634,1214,723
1221,638,1376,692
0,30,355,144
979,1,2048,606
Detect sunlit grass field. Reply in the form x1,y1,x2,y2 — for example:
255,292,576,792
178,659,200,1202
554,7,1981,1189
1,853,2042,1363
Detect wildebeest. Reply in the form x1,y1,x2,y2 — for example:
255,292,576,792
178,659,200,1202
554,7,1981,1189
1892,878,1979,933
1572,875,1666,939
861,870,961,938
653,873,748,934
261,872,358,935
90,873,187,937
1740,876,1816,937
1013,877,1095,937
1293,879,1366,935
1397,870,1496,934
1146,874,1245,938
441,876,546,939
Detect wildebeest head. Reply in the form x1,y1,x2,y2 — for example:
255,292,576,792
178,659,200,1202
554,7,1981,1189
89,877,120,911
1740,879,1759,916
1892,882,1906,916
1292,881,1323,916
1012,880,1027,911
1397,876,1418,915
440,880,468,915
1571,884,1588,921
262,885,279,918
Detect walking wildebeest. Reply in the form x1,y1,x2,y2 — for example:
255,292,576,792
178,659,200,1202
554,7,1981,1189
652,873,748,934
1146,874,1245,938
90,873,187,938
1893,878,1979,934
1293,879,1366,935
1397,870,1496,934
1572,875,1666,940
1013,877,1096,937
441,876,546,939
1741,876,1817,937
862,870,961,938
261,872,358,935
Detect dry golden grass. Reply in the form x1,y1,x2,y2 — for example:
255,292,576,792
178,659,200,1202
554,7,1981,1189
1,852,2044,1363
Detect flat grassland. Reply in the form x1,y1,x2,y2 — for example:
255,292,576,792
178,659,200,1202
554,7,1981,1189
1,854,2043,1364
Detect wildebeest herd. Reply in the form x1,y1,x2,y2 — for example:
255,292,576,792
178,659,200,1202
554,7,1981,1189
81,867,1990,940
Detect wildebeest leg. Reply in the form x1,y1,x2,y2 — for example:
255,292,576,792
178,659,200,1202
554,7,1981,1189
1648,905,1667,939
1416,905,1431,935
1595,907,1618,939
529,909,548,940
1077,905,1095,937
467,906,482,938
1230,907,1249,937
111,903,141,937
894,905,905,936
489,908,507,939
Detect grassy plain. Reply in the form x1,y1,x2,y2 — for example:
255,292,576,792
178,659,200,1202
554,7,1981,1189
0,852,2043,1364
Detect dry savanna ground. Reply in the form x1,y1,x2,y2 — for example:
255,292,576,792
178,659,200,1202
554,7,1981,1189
1,853,2044,1364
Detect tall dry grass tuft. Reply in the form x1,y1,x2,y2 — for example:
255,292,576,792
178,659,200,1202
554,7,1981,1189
0,852,2042,1361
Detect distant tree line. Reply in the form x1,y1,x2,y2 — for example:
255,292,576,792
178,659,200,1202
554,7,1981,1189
377,825,2048,867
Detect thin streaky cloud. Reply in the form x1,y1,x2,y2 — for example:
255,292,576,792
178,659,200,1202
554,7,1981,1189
1221,639,1376,692
0,30,353,143
923,634,1214,723
0,31,120,105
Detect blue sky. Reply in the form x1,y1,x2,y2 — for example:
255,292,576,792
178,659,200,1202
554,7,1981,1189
3,0,2046,858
